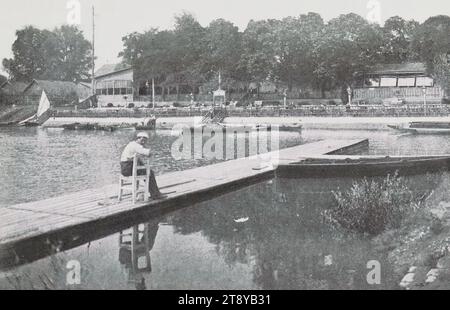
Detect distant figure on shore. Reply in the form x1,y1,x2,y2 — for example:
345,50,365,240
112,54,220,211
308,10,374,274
120,132,166,200
142,116,156,128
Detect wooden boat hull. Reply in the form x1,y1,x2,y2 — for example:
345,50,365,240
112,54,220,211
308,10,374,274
23,122,40,127
410,128,450,134
276,156,450,178
63,123,118,132
135,126,156,130
388,122,450,135
0,122,18,127
387,125,417,133
186,123,302,133
279,125,303,132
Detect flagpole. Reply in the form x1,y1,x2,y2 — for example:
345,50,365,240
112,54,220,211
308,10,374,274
152,78,155,109
91,6,95,97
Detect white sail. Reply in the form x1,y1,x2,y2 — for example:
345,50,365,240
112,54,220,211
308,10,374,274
37,90,51,118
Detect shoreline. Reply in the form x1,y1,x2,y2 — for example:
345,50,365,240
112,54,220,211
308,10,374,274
42,116,450,131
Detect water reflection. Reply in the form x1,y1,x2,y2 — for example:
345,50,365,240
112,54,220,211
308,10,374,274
118,219,159,290
166,178,397,290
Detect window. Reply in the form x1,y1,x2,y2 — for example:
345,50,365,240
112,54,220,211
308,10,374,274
364,77,380,88
114,87,121,95
127,88,133,95
101,89,107,95
416,76,434,87
380,77,397,87
397,77,416,87
108,88,114,95
120,88,127,95
96,89,102,95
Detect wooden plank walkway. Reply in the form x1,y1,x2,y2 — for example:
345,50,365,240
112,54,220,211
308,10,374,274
0,138,368,262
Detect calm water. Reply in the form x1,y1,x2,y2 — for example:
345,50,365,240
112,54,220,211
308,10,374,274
1,127,450,290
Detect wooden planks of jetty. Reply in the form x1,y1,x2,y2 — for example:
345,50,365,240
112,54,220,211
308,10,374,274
0,139,368,268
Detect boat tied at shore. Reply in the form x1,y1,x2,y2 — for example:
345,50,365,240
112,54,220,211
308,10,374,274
277,155,450,178
62,123,119,132
388,122,450,134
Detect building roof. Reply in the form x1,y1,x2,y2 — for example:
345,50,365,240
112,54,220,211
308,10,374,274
78,82,92,89
23,80,80,96
0,81,29,95
368,62,427,75
22,80,92,102
94,64,132,79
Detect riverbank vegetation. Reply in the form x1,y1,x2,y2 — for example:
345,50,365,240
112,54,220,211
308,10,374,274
325,172,450,289
324,172,429,236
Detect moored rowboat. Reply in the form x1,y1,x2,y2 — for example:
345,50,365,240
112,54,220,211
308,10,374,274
388,122,450,134
276,155,450,178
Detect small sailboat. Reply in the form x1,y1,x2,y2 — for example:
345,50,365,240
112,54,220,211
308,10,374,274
19,91,51,127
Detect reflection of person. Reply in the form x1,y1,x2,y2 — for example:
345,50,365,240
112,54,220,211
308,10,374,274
119,219,160,290
120,132,166,200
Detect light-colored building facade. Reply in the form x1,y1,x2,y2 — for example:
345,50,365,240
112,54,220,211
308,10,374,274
94,64,134,107
353,62,446,104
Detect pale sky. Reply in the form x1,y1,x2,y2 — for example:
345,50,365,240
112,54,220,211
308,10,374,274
1,0,449,76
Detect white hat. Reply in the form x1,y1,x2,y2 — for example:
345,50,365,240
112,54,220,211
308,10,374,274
137,132,149,139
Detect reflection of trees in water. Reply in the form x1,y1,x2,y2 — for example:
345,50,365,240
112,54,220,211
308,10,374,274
168,178,396,289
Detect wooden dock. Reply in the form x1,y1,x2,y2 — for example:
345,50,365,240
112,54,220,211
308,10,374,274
0,138,368,268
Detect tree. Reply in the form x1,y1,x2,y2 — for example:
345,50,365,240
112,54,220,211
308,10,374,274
380,16,419,63
411,15,450,69
2,25,92,82
201,19,243,88
121,29,180,94
273,13,325,90
2,26,53,81
315,13,384,99
172,13,207,90
52,25,93,81
432,54,450,97
411,15,450,96
0,74,6,85
239,19,280,83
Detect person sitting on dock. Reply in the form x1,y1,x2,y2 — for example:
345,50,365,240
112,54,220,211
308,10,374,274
120,132,166,200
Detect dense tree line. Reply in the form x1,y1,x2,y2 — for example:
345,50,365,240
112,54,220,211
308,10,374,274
2,25,92,82
2,13,449,97
120,12,450,97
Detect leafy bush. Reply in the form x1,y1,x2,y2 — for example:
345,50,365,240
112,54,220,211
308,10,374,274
324,172,426,236
327,100,337,106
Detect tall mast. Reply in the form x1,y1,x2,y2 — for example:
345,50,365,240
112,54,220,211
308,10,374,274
91,6,95,96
